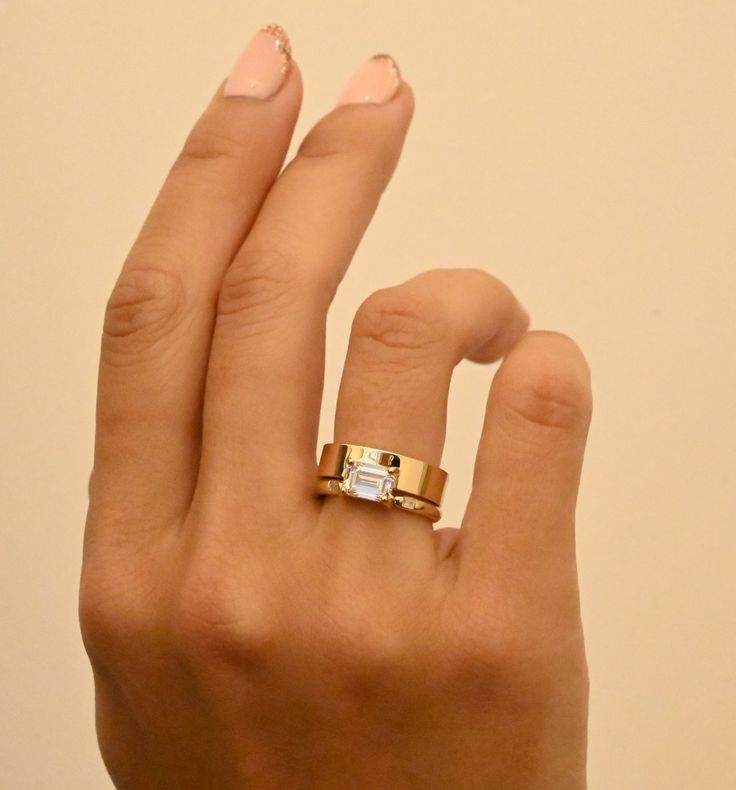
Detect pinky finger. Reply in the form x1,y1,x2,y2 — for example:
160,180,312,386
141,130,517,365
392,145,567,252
453,331,593,621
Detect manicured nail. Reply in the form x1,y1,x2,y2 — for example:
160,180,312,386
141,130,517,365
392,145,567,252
224,24,292,99
335,54,401,107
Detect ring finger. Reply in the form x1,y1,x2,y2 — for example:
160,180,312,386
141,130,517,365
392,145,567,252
322,268,529,530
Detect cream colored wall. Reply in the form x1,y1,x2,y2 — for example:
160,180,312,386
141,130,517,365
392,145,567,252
1,2,734,787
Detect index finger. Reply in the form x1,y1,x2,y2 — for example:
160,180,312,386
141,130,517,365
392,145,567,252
91,25,302,529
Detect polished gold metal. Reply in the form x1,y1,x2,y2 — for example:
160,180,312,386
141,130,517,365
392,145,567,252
316,443,447,522
315,478,442,521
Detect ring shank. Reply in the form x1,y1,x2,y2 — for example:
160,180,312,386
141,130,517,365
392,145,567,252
315,477,442,522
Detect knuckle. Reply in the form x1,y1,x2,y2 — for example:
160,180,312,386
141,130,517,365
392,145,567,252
215,246,306,336
443,587,588,693
343,624,411,673
504,373,589,431
313,607,418,693
351,287,448,360
177,123,247,165
296,117,398,185
442,608,513,679
297,122,353,160
170,569,275,669
78,571,153,666
298,117,396,167
102,263,186,356
496,332,592,431
78,586,113,655
443,609,548,691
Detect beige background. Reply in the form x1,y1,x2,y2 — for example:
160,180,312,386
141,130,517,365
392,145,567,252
1,1,734,787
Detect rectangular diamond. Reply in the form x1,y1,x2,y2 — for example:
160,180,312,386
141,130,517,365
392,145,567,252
344,461,396,501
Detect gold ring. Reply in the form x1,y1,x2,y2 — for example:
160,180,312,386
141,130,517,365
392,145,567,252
316,443,447,522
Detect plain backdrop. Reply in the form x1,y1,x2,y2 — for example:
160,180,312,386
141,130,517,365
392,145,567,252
1,2,735,788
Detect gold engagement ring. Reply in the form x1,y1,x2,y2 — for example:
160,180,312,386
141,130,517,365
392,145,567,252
315,443,447,522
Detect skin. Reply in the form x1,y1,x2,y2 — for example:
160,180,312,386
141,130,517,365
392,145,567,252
80,58,593,789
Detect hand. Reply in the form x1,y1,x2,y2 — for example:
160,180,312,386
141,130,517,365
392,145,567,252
80,26,592,790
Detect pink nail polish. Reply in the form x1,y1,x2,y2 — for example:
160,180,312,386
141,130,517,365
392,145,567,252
224,24,292,99
335,54,401,107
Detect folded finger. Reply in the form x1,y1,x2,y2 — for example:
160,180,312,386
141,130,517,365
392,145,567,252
320,267,528,545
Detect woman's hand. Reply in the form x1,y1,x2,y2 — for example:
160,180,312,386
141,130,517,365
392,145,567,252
80,25,592,790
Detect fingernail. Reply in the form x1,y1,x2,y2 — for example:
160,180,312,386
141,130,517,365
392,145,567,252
224,24,292,99
335,54,401,107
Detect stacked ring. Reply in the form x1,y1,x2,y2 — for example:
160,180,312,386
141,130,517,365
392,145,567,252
315,443,447,522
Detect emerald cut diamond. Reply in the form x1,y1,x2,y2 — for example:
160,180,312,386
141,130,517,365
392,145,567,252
342,451,397,501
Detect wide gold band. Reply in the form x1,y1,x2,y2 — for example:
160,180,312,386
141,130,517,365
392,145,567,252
316,443,448,522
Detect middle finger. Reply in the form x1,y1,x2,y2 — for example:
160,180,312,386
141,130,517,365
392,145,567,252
198,56,414,513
